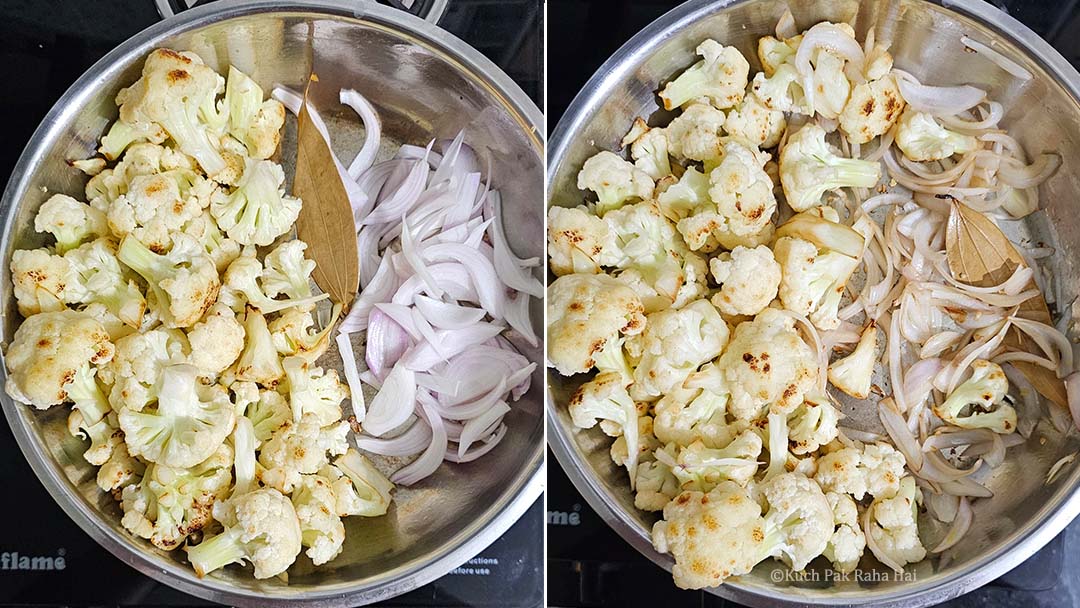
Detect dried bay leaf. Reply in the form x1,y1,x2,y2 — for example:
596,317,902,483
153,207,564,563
945,198,1066,407
293,75,359,308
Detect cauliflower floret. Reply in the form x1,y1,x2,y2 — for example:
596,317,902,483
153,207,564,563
934,359,1016,433
622,117,673,179
894,108,979,162
185,487,302,579
97,119,167,162
709,245,781,316
673,430,763,489
788,394,840,455
773,234,861,331
4,309,115,409
823,491,866,573
865,476,926,571
220,249,328,315
665,103,727,163
333,448,395,517
233,308,284,387
185,302,245,377
120,443,232,550
119,364,236,467
757,35,801,77
576,151,654,215
107,171,209,253
115,49,231,179
86,143,200,210
725,92,787,148
805,45,851,120
759,472,834,570
34,194,108,253
567,372,641,482
610,415,661,475
656,167,711,223
653,386,739,448
117,233,220,329
839,74,905,145
10,248,69,317
751,63,811,115
815,442,905,500
223,65,285,160
659,39,749,110
779,124,882,211
828,324,879,399
283,356,348,427
713,308,818,419
634,456,680,512
651,482,767,589
242,388,291,445
97,442,146,492
547,274,646,376
63,238,146,329
546,205,622,276
68,408,122,466
260,240,316,302
182,214,241,273
630,299,729,400
210,159,302,246
291,474,346,566
268,306,338,363
258,414,349,493
104,327,188,411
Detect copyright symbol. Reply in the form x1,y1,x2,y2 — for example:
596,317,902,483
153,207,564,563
770,569,784,583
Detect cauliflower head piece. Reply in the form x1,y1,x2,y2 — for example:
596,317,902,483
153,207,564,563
622,117,673,179
4,309,115,409
103,327,188,411
895,108,979,162
839,73,905,145
773,221,862,331
828,324,879,399
715,308,818,420
106,171,211,254
709,245,782,317
759,472,834,571
653,385,739,448
223,65,285,160
788,394,840,455
567,371,642,482
63,238,147,329
185,302,245,377
779,124,882,211
822,491,866,573
118,233,220,329
672,430,763,490
283,356,348,427
333,448,395,517
934,359,1016,433
10,248,70,317
815,442,905,500
576,151,654,216
659,39,750,111
630,299,729,400
865,476,926,571
725,92,787,149
546,205,622,276
210,159,302,246
547,273,646,376
292,474,346,566
34,194,108,254
665,103,727,163
258,413,349,493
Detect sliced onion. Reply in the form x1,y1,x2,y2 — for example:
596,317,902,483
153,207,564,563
879,398,924,471
457,400,510,458
1067,372,1080,432
422,243,505,318
485,191,543,298
1047,452,1077,485
931,497,973,553
398,323,507,372
439,378,508,421
893,70,987,116
863,506,906,572
961,35,1032,81
414,372,461,397
357,420,431,456
339,253,399,334
446,423,508,463
336,332,366,422
363,364,416,437
414,295,487,330
504,291,539,348
340,89,381,179
939,477,994,498
392,397,447,485
365,309,411,381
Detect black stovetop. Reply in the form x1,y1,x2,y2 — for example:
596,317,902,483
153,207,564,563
546,1,1080,607
0,1,542,607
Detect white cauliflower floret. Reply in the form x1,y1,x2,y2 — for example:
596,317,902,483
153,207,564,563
865,476,926,571
104,327,187,411
610,415,661,475
757,35,801,77
656,167,710,223
283,356,348,427
839,73,905,145
258,414,349,493
182,214,241,273
576,151,654,215
751,63,811,115
815,442,905,500
117,233,220,328
712,308,818,419
333,448,395,517
107,171,208,253
934,359,1016,433
120,444,232,550
709,245,781,316
635,457,680,512
260,240,316,302
759,472,834,571
659,39,749,110
653,386,738,448
185,487,302,579
10,248,69,317
4,309,115,409
219,249,328,315
725,92,786,148
115,49,231,180
234,308,284,387
223,65,285,160
241,388,291,445
96,443,146,492
665,103,727,163
567,372,641,482
291,474,346,566
895,108,979,162
546,205,622,275
210,159,302,246
34,194,108,253
651,482,767,589
185,303,245,377
63,238,146,329
118,364,235,468
68,409,122,466
788,395,840,455
672,430,763,489
779,124,882,211
822,491,866,573
622,117,672,179
630,299,729,400
828,324,879,399
773,230,861,331
268,307,337,363
547,273,646,376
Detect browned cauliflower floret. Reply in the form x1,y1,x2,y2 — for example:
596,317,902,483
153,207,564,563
547,274,646,376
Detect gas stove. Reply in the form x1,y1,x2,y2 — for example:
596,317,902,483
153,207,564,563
546,1,1080,607
0,1,542,606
